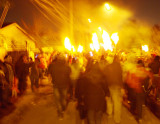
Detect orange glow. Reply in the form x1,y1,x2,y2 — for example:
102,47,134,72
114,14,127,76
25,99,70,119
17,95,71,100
102,30,113,51
111,32,119,45
92,33,100,52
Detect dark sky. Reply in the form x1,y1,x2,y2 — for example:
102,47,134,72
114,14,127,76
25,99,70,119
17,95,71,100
1,0,160,28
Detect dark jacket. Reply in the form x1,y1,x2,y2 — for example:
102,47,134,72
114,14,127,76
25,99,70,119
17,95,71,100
75,63,108,112
105,61,123,87
149,60,160,74
0,60,9,88
48,59,71,89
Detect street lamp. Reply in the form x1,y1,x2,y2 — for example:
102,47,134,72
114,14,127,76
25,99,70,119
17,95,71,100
104,3,111,11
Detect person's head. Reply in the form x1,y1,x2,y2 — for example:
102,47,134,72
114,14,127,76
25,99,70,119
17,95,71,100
113,55,120,62
154,55,160,61
137,59,144,67
4,55,12,63
57,53,66,62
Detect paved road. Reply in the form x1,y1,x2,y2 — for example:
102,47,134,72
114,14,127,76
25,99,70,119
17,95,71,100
0,78,160,124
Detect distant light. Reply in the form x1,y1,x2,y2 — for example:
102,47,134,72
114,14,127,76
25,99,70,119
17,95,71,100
88,18,92,23
98,27,102,31
89,51,93,56
104,3,111,11
142,45,149,52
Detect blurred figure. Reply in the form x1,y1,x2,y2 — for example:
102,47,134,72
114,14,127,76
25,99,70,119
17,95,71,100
48,54,71,119
4,55,14,103
15,54,33,95
4,55,14,89
126,60,152,123
148,55,160,100
104,55,123,124
0,48,11,108
75,62,108,124
70,57,82,99
30,58,40,92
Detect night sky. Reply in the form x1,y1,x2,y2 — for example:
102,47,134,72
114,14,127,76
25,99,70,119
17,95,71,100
1,0,160,28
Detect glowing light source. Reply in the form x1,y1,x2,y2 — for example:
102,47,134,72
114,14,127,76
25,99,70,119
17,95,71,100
98,27,102,31
92,33,100,52
89,51,93,56
90,43,94,51
104,3,111,11
64,37,72,51
142,45,149,52
88,18,92,23
111,32,119,45
102,30,113,51
71,46,75,52
77,45,83,53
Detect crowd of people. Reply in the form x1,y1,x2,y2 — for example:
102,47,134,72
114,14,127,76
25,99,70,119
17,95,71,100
1,47,160,124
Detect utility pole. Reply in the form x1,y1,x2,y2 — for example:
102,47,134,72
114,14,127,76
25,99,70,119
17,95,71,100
70,0,74,45
0,1,10,28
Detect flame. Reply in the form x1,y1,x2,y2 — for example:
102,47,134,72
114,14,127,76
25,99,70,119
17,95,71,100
64,37,72,51
77,45,83,53
71,46,75,52
90,43,94,50
142,45,149,52
111,32,119,45
102,30,113,51
92,33,100,52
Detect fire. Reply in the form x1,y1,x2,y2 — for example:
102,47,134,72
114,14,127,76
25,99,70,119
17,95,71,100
77,45,83,53
92,33,100,52
111,32,119,45
64,37,72,51
71,46,75,52
142,45,149,52
90,43,94,51
102,30,113,51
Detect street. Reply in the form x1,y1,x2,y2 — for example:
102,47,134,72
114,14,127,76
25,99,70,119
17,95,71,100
0,78,160,124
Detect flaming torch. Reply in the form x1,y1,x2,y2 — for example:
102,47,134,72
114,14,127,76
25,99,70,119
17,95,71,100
77,45,83,53
111,32,119,45
64,37,72,51
90,43,94,51
102,30,113,51
92,33,100,52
